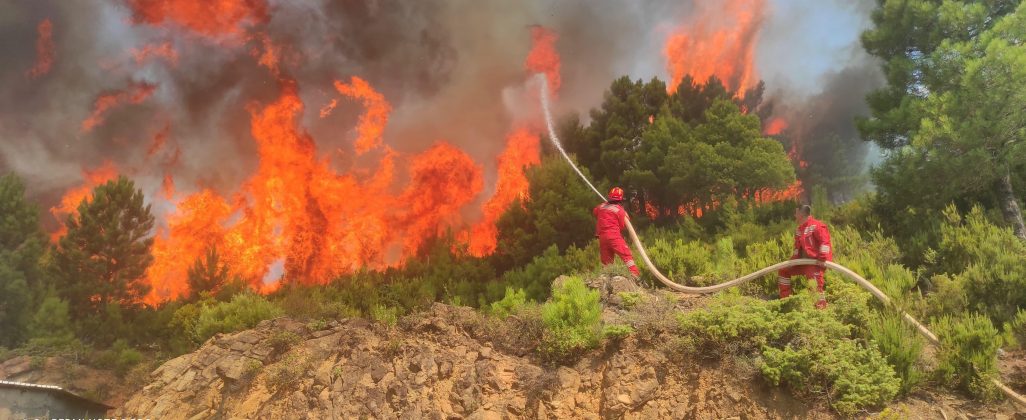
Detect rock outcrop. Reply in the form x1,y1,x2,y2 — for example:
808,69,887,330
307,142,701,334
115,296,820,418
113,275,1023,419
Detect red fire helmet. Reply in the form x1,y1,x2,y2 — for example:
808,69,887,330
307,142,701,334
608,187,624,201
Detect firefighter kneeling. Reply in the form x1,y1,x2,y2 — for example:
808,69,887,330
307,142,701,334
778,204,833,309
593,187,641,279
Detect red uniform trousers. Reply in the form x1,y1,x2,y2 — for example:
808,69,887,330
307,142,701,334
778,262,827,308
599,236,640,277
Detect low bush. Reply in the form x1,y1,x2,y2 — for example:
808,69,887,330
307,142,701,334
866,314,924,394
933,313,1001,400
677,291,900,415
187,293,284,343
266,352,311,391
490,287,527,318
92,339,144,377
369,304,399,327
602,324,633,341
268,331,301,353
618,292,644,309
1003,309,1026,349
540,276,602,361
761,338,899,416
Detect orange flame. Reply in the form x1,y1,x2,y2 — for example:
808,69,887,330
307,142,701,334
467,127,542,256
142,79,494,303
763,116,788,136
126,0,268,39
131,42,178,65
525,26,561,95
146,123,171,159
334,77,391,154
50,162,119,242
318,99,338,118
81,82,157,133
254,33,283,73
27,19,54,79
664,0,765,94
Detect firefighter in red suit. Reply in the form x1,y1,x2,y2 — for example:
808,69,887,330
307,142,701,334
594,187,641,278
778,204,833,309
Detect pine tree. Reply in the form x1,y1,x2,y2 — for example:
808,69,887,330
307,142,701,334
0,173,46,347
187,247,230,300
860,0,1026,241
53,176,155,318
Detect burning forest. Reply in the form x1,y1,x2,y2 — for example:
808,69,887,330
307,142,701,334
8,2,1026,418
0,0,880,304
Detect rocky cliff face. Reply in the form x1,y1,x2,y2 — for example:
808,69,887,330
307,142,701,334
113,279,827,419
113,276,1022,419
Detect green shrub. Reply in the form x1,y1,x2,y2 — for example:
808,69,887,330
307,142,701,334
93,339,144,377
541,276,602,361
369,304,399,327
867,314,924,394
501,244,597,302
490,287,527,318
24,294,80,353
647,238,711,283
268,331,301,353
266,352,310,391
193,293,284,342
602,324,633,341
761,339,899,416
925,274,968,319
933,313,1001,400
932,205,1026,325
618,292,644,309
1003,309,1026,349
678,292,900,414
307,319,329,331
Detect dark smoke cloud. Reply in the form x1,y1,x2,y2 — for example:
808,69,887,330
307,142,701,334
0,0,881,230
778,56,884,202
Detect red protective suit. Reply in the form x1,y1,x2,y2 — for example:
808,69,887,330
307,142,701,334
778,216,833,308
593,202,640,277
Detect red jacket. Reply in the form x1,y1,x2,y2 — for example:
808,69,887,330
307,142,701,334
594,202,628,240
792,216,833,261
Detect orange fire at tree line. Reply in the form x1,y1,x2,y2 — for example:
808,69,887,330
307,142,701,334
51,0,802,304
660,0,802,218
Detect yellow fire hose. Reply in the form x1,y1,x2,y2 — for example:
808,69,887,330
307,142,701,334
536,75,1026,407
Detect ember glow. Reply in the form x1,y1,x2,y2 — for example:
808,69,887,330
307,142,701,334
664,0,765,94
26,19,54,79
131,42,179,65
80,82,157,133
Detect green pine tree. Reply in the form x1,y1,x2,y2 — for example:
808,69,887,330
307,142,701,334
53,176,155,319
0,173,46,347
860,0,1026,242
187,247,231,300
